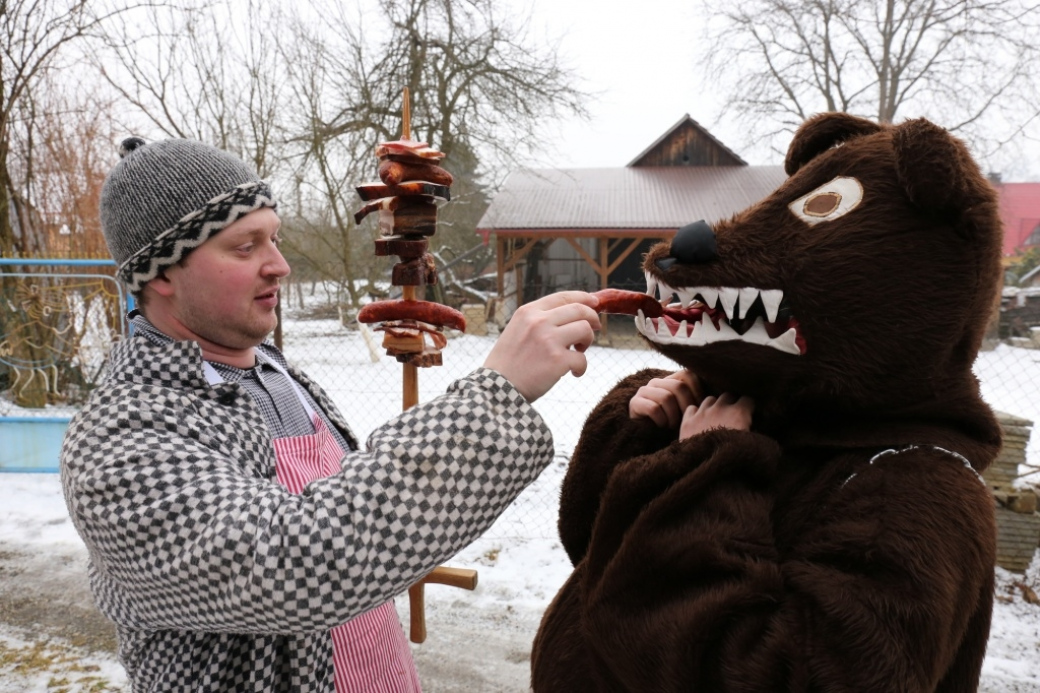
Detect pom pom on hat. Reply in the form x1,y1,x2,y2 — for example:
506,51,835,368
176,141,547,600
118,137,147,158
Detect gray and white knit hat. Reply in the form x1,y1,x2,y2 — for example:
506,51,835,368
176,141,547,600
100,137,277,293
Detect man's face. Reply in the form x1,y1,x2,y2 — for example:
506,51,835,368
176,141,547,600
160,208,290,350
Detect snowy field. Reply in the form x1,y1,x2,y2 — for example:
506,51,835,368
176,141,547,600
1,323,1039,690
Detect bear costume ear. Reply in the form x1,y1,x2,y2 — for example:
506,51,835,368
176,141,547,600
891,118,984,222
784,112,884,175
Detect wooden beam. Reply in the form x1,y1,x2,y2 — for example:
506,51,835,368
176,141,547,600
494,228,677,239
501,238,540,274
496,237,505,297
606,238,645,276
564,237,604,274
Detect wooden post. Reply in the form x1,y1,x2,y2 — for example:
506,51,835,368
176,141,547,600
401,285,419,411
390,86,478,644
408,567,478,644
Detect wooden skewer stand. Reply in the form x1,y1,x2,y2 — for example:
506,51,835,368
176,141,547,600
388,89,477,644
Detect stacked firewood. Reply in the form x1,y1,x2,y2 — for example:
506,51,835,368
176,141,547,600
988,411,1040,573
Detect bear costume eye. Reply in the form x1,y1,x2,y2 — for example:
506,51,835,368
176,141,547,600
789,176,864,225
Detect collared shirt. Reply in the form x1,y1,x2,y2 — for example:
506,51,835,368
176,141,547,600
129,311,354,453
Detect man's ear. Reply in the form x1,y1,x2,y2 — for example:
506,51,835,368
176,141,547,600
144,272,175,299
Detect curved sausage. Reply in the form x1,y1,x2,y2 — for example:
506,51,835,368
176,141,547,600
379,159,454,187
592,289,664,317
358,299,466,332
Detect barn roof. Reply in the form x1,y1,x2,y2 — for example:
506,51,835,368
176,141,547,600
476,165,787,232
627,114,747,167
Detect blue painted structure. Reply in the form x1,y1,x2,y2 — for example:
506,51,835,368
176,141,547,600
0,258,130,472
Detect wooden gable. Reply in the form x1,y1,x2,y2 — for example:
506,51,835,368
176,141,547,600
627,114,746,168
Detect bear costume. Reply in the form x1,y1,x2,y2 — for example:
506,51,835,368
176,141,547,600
531,113,1003,692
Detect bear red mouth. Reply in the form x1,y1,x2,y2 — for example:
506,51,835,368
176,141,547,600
636,274,807,355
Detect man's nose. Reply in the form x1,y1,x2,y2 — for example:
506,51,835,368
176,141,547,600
266,245,292,278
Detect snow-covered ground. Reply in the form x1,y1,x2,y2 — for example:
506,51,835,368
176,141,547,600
1,325,1039,691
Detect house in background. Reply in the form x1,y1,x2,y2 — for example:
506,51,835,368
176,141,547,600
475,115,786,315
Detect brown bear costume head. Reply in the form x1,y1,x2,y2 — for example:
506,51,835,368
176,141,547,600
640,113,1002,430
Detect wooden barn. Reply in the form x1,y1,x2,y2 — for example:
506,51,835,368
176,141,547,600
475,115,787,313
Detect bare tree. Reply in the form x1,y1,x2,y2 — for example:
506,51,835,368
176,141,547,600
314,0,587,180
272,7,386,311
272,0,586,310
90,0,587,310
94,0,288,179
0,0,143,256
699,0,1040,161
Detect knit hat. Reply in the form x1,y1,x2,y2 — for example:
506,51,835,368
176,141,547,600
99,137,277,293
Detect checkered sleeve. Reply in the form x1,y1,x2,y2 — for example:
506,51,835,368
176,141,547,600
61,366,552,635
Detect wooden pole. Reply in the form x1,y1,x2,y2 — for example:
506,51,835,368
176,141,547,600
393,85,478,644
408,567,478,644
400,87,420,411
402,286,419,411
400,87,419,412
402,86,411,140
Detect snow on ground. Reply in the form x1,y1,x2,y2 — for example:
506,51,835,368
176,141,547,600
2,327,1040,690
1,473,1038,691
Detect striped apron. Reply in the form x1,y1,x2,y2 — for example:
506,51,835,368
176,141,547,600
204,359,422,692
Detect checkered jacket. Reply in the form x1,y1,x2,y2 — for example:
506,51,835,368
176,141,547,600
60,334,554,692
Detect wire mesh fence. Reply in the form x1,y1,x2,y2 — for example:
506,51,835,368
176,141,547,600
277,282,1040,543
3,270,1040,543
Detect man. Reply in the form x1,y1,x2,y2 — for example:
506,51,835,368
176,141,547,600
61,137,600,692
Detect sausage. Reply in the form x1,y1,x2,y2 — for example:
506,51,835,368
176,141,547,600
358,299,466,332
374,321,449,350
355,181,451,202
391,254,438,286
378,201,438,237
379,159,454,187
354,194,436,225
375,139,446,161
353,192,438,225
374,236,428,259
592,289,664,317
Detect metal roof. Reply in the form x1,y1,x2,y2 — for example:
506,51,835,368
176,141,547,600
476,166,788,232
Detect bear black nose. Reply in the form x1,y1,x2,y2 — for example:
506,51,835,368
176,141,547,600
673,220,717,264
656,220,717,270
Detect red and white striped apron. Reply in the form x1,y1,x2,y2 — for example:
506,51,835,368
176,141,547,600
204,359,421,693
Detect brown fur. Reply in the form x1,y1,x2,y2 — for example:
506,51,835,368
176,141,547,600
532,114,1002,692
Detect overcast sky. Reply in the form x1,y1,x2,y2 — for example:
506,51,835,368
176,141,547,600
517,0,763,170
514,1,1040,181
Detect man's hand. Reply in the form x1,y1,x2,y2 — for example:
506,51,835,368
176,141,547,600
483,291,601,402
679,393,754,441
629,370,701,429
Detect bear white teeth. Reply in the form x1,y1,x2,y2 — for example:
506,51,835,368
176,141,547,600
640,274,800,355
644,272,785,324
635,311,801,355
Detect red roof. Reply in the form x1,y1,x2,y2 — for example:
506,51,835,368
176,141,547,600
998,182,1040,256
